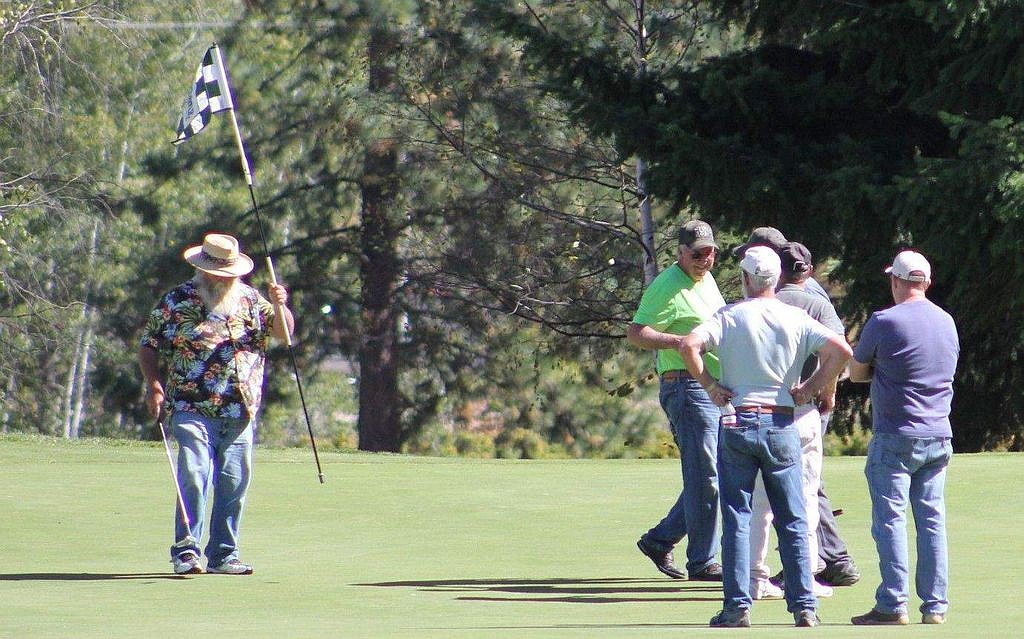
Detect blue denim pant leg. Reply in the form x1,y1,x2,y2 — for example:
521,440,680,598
645,378,721,573
865,433,951,615
760,415,816,613
170,412,253,565
719,412,814,613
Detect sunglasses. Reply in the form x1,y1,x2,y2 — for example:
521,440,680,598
689,248,717,260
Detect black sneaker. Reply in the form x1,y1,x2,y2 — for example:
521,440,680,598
689,562,723,581
816,559,860,586
636,537,686,579
709,608,750,628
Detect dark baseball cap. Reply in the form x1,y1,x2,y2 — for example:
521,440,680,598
679,220,718,251
780,241,813,274
732,226,788,257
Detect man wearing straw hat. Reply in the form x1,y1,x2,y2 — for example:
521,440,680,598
138,232,294,575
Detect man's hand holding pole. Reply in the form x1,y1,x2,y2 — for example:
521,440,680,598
267,282,295,344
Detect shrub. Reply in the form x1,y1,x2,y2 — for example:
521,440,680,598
635,428,679,459
454,430,496,458
823,425,871,456
495,427,548,459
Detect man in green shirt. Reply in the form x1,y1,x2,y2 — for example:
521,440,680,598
628,220,726,581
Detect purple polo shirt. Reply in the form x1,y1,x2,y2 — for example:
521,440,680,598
853,299,959,438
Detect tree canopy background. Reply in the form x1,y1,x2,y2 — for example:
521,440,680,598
2,0,1022,453
478,0,1024,451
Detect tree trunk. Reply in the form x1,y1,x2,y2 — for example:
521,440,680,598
63,220,99,439
69,304,96,439
633,2,659,286
637,156,658,285
357,26,403,452
62,340,81,438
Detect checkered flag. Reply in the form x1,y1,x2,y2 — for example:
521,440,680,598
173,45,234,145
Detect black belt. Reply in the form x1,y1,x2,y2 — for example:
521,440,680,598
734,405,794,415
660,370,694,382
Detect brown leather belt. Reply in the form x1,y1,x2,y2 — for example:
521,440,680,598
660,370,694,382
734,405,794,415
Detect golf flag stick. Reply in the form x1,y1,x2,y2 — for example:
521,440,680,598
212,45,325,484
157,417,191,530
173,44,324,483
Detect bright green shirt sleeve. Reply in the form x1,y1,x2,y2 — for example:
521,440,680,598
632,264,726,377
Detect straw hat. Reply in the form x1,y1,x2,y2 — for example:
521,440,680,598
183,233,254,277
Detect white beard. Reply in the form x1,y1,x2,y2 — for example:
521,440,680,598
193,272,243,316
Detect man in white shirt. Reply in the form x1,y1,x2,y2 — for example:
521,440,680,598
678,246,852,628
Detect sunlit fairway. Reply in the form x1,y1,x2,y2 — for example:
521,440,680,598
0,435,1019,638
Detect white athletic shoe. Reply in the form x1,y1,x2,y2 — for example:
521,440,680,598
172,551,202,575
207,559,253,575
813,580,834,598
752,578,832,599
752,579,785,600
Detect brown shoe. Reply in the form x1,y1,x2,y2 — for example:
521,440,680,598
689,562,723,581
636,537,686,579
922,613,946,625
851,609,909,625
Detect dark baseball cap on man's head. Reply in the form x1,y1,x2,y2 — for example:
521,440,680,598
780,241,813,274
679,220,718,251
732,226,788,257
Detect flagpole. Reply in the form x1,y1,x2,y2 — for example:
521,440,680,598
211,44,325,485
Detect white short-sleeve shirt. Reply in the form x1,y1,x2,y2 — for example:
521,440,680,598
692,297,833,407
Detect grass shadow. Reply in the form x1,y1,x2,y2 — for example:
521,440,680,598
0,572,189,581
356,576,722,603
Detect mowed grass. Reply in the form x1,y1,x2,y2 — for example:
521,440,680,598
0,435,1020,638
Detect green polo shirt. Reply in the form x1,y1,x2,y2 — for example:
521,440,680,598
632,264,725,378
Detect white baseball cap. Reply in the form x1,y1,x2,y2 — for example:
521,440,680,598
740,245,782,278
885,250,931,282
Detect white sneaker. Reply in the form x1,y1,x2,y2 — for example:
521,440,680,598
752,579,785,600
206,558,253,575
171,551,202,575
813,580,834,598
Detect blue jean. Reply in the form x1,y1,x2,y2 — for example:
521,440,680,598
718,410,815,613
865,433,952,615
170,411,254,566
643,377,721,573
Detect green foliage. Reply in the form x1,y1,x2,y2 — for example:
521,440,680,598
9,0,1024,454
632,426,680,460
823,425,871,457
258,368,358,450
487,0,1024,451
494,427,551,459
452,430,496,458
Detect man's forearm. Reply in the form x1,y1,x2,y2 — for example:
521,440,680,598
138,346,162,387
626,323,683,352
272,306,295,342
848,359,872,383
803,338,851,397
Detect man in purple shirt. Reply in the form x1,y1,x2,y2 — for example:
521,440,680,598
849,250,959,626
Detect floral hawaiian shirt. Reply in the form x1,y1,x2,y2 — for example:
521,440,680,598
140,279,276,421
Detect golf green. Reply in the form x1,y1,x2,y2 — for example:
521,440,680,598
0,435,1019,637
